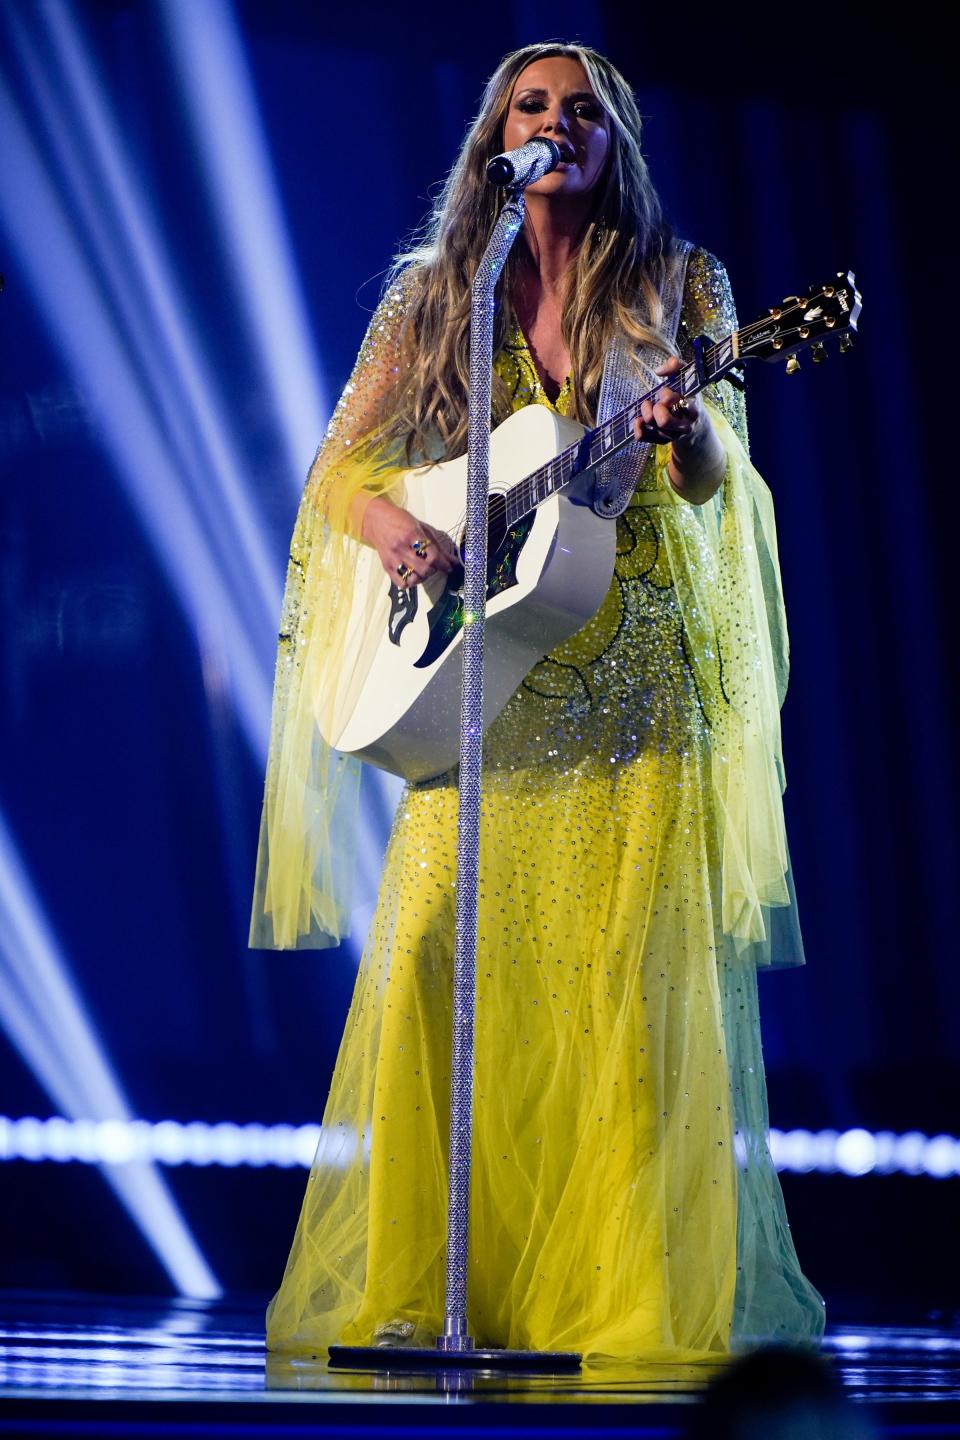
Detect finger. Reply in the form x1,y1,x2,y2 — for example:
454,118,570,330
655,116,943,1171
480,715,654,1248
653,400,681,431
422,533,455,572
655,356,682,376
432,525,461,560
419,524,459,572
634,416,665,443
393,553,430,585
652,381,683,408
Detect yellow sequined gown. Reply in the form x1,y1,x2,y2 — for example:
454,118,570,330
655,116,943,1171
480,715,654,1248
259,250,825,1362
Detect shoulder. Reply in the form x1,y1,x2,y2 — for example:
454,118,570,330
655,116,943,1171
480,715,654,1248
675,245,749,451
351,264,427,371
678,246,739,338
366,264,424,330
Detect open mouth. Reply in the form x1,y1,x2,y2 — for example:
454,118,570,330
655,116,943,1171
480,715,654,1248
556,143,577,165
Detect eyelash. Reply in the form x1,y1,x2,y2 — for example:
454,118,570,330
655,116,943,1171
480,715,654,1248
516,99,603,121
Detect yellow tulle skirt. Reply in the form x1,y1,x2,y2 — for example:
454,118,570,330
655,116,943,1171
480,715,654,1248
264,497,824,1362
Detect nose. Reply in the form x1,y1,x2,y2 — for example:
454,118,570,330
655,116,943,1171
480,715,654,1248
540,105,569,137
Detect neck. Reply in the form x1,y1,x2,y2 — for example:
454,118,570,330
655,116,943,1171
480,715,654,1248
521,192,594,291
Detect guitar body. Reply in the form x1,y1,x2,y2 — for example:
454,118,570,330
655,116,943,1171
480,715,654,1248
322,404,615,782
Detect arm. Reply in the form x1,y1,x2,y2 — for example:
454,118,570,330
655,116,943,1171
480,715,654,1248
632,249,746,506
313,273,457,585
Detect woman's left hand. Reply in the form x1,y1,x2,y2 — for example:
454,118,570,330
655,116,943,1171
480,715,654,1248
632,356,704,448
632,356,726,505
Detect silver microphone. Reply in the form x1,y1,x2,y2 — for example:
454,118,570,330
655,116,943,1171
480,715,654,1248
486,137,562,189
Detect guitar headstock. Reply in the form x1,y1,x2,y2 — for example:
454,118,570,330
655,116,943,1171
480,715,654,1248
738,270,862,372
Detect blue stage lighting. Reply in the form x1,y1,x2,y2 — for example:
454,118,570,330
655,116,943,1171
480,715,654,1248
7,4,284,640
3,1113,957,1180
157,0,328,482
2,1,402,946
156,0,408,938
0,82,272,754
0,813,221,1298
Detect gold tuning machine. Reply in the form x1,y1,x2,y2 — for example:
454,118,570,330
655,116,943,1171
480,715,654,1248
811,342,827,363
839,333,854,353
786,355,801,375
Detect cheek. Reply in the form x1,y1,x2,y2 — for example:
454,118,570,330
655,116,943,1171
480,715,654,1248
502,110,527,150
586,132,611,181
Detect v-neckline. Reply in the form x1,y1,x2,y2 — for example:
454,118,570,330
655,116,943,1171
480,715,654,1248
513,323,571,410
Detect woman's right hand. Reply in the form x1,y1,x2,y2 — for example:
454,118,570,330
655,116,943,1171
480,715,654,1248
361,495,461,588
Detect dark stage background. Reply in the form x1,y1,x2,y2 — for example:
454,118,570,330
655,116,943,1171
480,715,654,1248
0,0,956,1319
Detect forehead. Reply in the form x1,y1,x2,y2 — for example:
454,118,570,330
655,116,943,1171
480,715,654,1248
510,55,595,96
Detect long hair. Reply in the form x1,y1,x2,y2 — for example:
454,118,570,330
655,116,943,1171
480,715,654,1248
380,42,674,464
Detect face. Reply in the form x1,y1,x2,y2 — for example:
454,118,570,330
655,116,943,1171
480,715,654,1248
501,55,611,200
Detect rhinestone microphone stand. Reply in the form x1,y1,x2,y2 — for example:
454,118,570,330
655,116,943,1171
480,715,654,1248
329,138,581,1374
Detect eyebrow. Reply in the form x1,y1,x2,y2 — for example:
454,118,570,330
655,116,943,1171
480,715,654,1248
514,87,600,103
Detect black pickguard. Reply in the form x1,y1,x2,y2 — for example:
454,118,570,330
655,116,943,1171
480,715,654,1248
410,516,534,670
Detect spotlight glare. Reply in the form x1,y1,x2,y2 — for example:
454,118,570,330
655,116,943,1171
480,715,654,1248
158,0,328,479
3,1117,956,1177
0,812,220,1299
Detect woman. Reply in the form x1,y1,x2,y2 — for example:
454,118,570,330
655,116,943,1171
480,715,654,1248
251,42,825,1362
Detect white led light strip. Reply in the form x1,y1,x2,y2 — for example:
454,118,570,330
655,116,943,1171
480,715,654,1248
0,1117,957,1177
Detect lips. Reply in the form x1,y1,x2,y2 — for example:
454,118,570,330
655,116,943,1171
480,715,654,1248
555,143,577,164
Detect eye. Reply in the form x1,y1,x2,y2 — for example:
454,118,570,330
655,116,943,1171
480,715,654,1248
516,97,546,113
572,101,603,121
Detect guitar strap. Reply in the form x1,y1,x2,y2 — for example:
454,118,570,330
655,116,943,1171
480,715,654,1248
591,238,693,519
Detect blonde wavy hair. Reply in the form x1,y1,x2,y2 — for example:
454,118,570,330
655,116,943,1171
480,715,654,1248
378,41,674,464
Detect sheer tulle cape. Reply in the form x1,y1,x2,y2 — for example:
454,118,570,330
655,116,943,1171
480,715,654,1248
655,408,799,965
249,283,410,950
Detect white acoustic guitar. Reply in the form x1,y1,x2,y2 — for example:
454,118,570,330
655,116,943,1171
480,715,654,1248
321,274,861,782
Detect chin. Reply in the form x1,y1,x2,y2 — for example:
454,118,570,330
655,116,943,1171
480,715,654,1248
530,169,586,196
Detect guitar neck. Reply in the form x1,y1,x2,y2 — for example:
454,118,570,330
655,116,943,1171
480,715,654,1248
503,330,741,528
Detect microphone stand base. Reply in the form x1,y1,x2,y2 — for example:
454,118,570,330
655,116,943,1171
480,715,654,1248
328,1343,582,1373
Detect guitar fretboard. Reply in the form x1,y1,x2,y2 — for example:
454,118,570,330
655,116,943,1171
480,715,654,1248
503,331,741,528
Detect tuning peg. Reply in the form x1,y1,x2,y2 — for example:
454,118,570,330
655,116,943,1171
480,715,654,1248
811,342,827,363
839,333,854,353
786,355,801,375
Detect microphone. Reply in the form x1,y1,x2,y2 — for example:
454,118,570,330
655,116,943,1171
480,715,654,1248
486,137,562,189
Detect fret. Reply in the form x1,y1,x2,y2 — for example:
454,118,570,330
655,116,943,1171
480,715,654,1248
709,335,736,374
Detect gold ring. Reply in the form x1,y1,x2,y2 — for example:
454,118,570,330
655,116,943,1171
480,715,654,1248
411,537,429,558
396,562,412,580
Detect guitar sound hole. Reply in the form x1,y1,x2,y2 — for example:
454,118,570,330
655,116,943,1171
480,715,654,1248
450,494,510,591
488,492,509,552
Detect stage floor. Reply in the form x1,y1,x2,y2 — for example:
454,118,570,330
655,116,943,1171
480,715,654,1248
1,1292,958,1437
